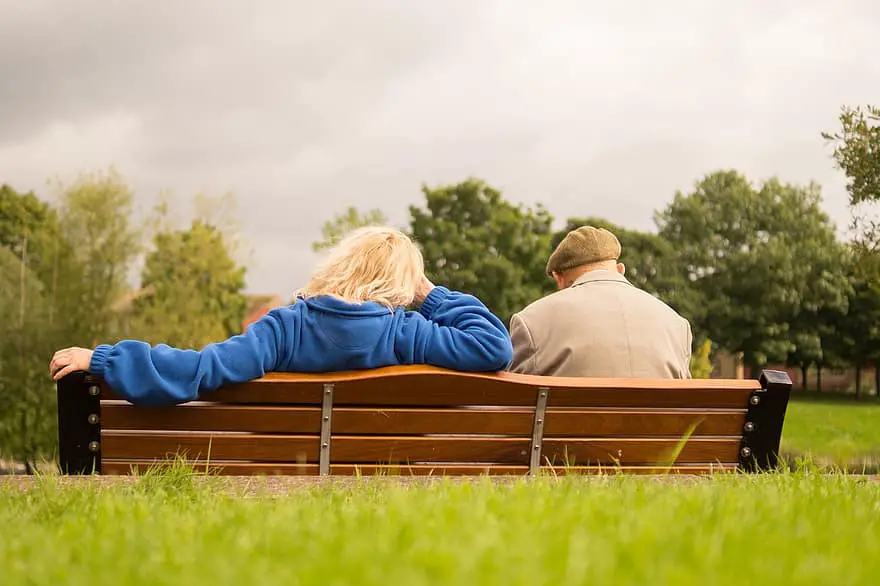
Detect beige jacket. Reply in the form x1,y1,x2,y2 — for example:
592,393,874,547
509,270,692,378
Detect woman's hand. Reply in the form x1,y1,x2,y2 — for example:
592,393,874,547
49,347,94,381
413,275,436,305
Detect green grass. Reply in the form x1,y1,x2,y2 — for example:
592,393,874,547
782,393,880,466
2,469,880,585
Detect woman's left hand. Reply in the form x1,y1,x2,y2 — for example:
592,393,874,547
50,347,94,381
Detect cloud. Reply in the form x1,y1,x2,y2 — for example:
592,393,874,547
1,0,877,295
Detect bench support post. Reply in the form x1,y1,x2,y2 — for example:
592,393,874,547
319,383,334,476
738,370,792,472
529,387,549,475
57,371,102,474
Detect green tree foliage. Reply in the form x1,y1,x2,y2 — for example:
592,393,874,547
552,217,703,339
0,185,78,462
0,184,66,286
823,250,880,398
54,168,141,346
656,170,850,370
409,178,554,323
0,245,58,462
130,219,247,349
689,339,714,379
823,105,880,206
312,206,388,252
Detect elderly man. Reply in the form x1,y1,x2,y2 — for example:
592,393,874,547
509,226,692,378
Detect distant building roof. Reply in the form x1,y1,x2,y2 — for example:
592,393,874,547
111,285,155,312
242,293,284,331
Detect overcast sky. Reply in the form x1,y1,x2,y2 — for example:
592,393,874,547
1,0,878,296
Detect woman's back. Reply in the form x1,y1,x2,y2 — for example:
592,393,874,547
275,288,511,374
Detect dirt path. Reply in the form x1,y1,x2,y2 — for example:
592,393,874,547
3,474,877,497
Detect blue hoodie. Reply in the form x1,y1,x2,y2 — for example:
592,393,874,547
89,286,513,406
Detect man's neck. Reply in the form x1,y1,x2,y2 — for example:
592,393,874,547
563,263,618,288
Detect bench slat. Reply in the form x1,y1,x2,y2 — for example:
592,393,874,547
103,461,738,476
101,432,739,465
101,381,756,408
102,404,746,437
546,410,745,436
100,367,760,408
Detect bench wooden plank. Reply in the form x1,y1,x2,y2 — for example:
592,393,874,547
101,432,739,465
544,410,745,436
99,366,760,408
102,461,738,476
102,403,746,437
101,380,756,408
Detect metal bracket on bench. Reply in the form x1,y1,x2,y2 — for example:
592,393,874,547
738,370,792,472
57,371,103,474
529,387,550,475
319,383,334,476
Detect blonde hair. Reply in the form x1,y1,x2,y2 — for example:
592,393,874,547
297,226,424,308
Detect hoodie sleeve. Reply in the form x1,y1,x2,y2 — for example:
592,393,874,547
88,309,287,406
398,286,513,371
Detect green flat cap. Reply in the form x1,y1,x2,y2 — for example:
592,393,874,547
546,226,621,275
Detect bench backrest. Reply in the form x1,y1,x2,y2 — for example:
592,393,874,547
57,366,792,476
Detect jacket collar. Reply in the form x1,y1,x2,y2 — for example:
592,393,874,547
571,269,631,288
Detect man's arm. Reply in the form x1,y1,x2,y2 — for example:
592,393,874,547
508,313,539,374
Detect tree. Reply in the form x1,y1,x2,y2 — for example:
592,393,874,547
0,184,79,462
823,104,880,303
409,178,554,324
824,249,880,398
53,168,141,346
312,206,388,251
1,184,65,286
656,171,850,371
130,219,247,349
552,217,704,339
0,246,57,463
784,237,852,389
823,105,880,206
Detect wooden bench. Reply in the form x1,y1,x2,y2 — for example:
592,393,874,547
56,366,792,476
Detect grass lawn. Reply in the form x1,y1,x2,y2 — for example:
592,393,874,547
2,471,879,585
781,393,880,467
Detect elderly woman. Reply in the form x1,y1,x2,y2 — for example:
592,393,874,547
49,226,513,406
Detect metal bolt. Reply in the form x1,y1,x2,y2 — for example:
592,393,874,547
536,418,543,425
741,447,751,458
87,414,99,425
323,415,330,422
750,395,761,405
325,389,331,395
534,444,540,450
322,442,329,449
88,385,100,396
539,391,547,398
744,422,755,432
88,441,100,452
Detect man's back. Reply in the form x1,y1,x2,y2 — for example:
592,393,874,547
509,270,692,378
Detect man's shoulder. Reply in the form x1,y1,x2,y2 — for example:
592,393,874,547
626,286,688,319
516,281,688,323
514,287,583,322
